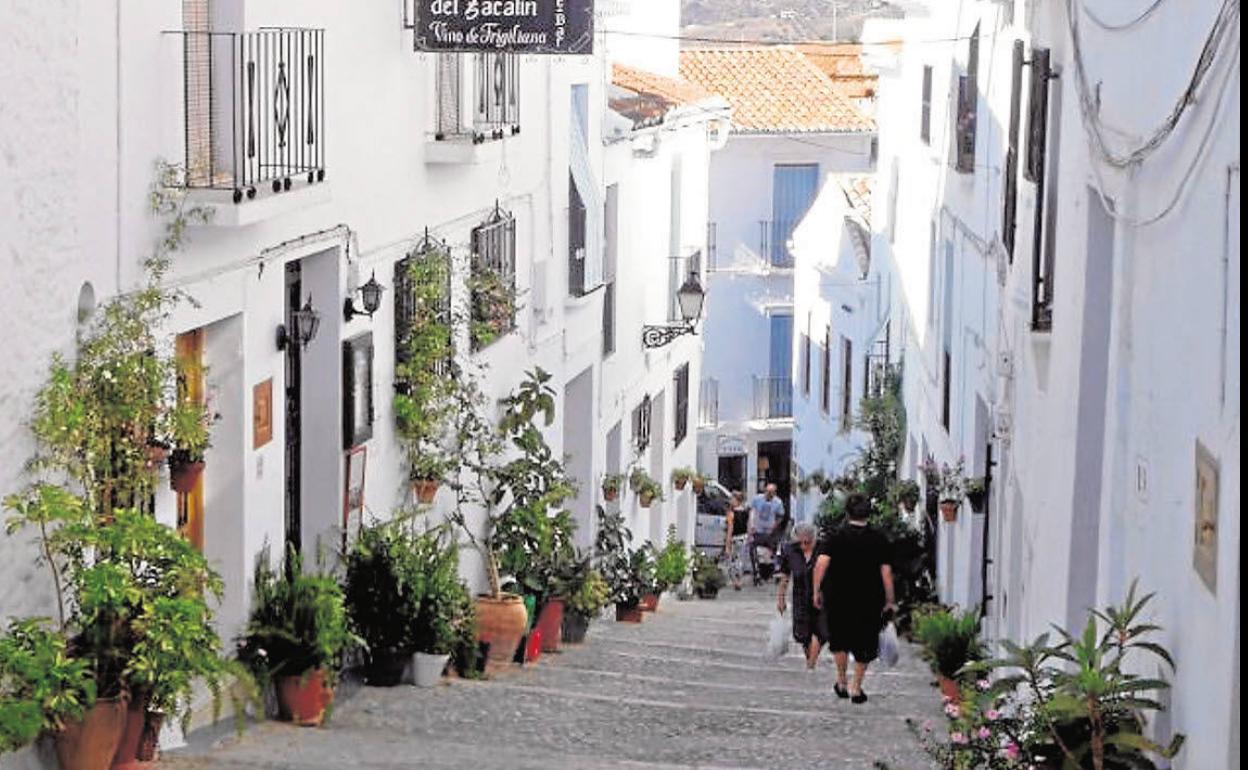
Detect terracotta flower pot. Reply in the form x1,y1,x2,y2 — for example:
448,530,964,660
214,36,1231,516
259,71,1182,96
940,501,960,522
603,488,619,502
674,478,688,491
939,675,962,702
535,598,565,653
692,480,705,494
639,593,659,612
475,593,529,670
561,613,590,644
412,479,440,504
276,668,335,727
639,492,654,508
112,695,163,768
56,695,128,770
169,460,205,493
615,603,643,623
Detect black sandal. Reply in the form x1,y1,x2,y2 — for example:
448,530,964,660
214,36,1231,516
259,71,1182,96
833,683,850,699
851,690,868,704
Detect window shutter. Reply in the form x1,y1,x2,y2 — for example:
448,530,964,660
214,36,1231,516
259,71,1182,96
920,66,933,144
954,75,976,173
1024,48,1051,184
1003,40,1024,262
393,254,415,368
1025,47,1055,330
569,105,603,293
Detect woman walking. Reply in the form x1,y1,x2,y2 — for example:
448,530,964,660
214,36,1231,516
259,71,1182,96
724,490,751,589
812,493,895,704
777,522,822,670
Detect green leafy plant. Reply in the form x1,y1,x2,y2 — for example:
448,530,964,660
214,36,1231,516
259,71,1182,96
893,479,922,510
344,520,425,666
408,525,476,656
0,618,96,753
468,264,517,351
601,473,624,497
650,525,689,593
629,469,663,504
670,468,695,488
236,546,360,689
914,606,984,680
593,508,649,607
690,550,726,596
559,560,610,619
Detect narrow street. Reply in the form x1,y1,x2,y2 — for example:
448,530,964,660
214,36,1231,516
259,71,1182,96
166,587,938,769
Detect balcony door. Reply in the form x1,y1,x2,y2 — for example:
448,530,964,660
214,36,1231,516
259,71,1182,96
770,164,819,266
767,313,793,418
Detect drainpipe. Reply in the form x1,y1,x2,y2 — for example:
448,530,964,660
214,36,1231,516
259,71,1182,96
980,441,995,620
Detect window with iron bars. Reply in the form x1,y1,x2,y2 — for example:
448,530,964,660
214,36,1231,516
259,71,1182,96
632,396,652,453
435,52,521,142
954,24,980,174
470,206,517,351
393,236,453,383
673,364,690,448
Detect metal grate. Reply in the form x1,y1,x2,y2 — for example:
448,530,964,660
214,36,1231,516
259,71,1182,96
699,379,719,427
758,220,797,268
470,205,518,350
435,52,520,141
753,376,794,420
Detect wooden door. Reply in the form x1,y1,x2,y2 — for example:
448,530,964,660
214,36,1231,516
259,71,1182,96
176,329,205,550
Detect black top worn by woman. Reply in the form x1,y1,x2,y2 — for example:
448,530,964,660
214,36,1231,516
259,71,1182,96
817,523,892,661
778,541,819,645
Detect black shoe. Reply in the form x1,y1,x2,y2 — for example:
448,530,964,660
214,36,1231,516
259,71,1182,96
851,690,868,704
833,683,850,699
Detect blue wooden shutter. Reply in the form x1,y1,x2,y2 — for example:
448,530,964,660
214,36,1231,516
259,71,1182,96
770,164,819,266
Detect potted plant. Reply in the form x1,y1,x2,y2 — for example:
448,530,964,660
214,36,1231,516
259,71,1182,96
0,618,98,760
647,525,689,611
804,470,828,495
691,474,707,495
594,508,647,622
965,476,987,513
343,520,423,687
893,479,921,513
628,466,646,494
670,467,695,492
929,457,967,522
408,525,476,688
630,471,663,508
691,551,726,599
558,565,609,644
236,546,359,727
601,473,623,503
166,398,215,494
913,606,983,701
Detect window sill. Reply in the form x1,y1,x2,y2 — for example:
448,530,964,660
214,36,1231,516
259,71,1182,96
425,131,519,165
186,182,332,228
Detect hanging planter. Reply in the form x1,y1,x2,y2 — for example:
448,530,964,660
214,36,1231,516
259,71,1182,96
940,500,960,523
639,491,655,508
691,475,706,494
601,474,623,502
671,467,695,492
412,478,441,504
168,450,205,494
965,477,987,513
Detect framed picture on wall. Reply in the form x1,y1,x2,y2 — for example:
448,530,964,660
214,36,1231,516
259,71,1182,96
1193,441,1219,593
343,332,374,449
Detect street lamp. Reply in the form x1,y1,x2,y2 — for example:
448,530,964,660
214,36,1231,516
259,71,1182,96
277,296,323,351
641,270,706,349
343,272,385,321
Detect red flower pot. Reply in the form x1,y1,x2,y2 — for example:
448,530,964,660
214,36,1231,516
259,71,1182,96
412,479,440,504
112,695,163,768
535,599,565,653
56,695,128,770
603,488,619,502
639,593,659,612
639,493,654,508
169,460,205,493
674,479,688,491
276,668,335,727
525,630,543,663
939,676,962,702
615,603,643,623
940,501,960,522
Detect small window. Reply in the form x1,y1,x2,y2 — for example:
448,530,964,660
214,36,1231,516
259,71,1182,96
435,53,520,141
802,331,812,397
821,326,832,414
1003,40,1025,262
470,205,517,351
941,350,952,431
920,66,933,145
840,337,854,430
673,364,690,448
632,396,652,453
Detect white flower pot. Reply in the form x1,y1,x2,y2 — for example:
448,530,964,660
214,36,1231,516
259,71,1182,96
410,652,449,688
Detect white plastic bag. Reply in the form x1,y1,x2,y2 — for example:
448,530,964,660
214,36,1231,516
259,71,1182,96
878,621,900,667
766,613,790,659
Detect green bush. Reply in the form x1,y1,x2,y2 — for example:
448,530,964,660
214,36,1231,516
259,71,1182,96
0,618,96,753
344,521,424,663
691,551,726,595
914,606,983,679
651,526,690,592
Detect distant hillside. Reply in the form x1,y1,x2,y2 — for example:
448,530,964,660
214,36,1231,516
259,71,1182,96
682,0,904,43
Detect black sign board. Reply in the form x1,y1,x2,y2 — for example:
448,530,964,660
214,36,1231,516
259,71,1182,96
414,0,594,54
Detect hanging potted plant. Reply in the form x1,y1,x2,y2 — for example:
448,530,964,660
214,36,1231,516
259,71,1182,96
935,458,968,523
964,477,987,513
893,479,921,513
691,474,707,495
670,467,695,492
628,466,647,494
237,546,359,727
166,397,214,494
601,473,623,502
635,474,664,509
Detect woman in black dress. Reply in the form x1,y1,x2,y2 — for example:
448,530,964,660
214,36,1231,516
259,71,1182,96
777,522,821,670
812,493,895,704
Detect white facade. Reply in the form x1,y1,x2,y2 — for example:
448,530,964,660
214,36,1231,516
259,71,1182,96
696,132,874,506
869,1,1241,765
0,0,719,689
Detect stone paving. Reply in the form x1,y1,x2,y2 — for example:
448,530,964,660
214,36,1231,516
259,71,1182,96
165,585,940,769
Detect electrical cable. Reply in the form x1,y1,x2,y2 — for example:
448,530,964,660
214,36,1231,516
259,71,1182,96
1079,0,1169,31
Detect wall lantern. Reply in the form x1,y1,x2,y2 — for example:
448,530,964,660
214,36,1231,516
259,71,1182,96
343,272,385,321
641,271,706,349
277,297,322,351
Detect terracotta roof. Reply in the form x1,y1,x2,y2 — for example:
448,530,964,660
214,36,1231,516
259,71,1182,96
679,46,875,134
795,43,879,100
610,64,718,128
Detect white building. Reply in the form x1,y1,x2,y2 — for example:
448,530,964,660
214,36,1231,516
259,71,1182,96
680,46,876,510
0,0,722,719
870,1,1241,765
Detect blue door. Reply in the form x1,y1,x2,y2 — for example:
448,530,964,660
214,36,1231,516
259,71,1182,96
768,314,794,418
771,164,820,266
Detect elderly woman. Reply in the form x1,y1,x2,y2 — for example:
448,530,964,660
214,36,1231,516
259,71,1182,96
776,522,822,670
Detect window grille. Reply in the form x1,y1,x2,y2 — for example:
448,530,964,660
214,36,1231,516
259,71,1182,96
632,396,652,453
1026,47,1055,331
674,364,690,448
470,205,517,351
1003,40,1024,262
434,52,520,142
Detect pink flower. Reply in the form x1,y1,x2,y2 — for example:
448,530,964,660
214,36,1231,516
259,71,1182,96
1004,743,1021,760
977,727,992,740
944,703,961,718
950,732,968,745
985,709,1001,720
976,679,991,691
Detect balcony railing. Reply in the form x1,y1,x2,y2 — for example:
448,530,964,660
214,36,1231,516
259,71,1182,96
173,28,326,202
759,219,797,268
699,378,719,427
752,376,794,420
435,53,521,143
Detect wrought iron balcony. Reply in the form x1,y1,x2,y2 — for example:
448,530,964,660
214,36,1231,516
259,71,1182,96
758,219,799,268
752,376,794,420
172,28,327,203
435,53,521,143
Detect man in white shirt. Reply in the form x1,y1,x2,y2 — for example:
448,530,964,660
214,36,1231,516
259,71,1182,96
749,484,787,581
